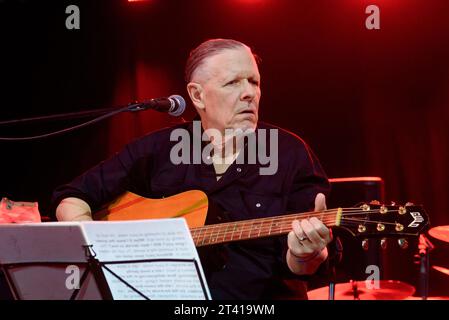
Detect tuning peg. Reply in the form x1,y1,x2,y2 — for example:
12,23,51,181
390,201,397,206
398,238,409,249
370,200,380,205
381,238,388,250
362,239,369,251
361,204,370,211
405,202,414,206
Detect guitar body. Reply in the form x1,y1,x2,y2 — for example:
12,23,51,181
94,190,209,229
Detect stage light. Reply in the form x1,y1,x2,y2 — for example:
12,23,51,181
236,0,266,3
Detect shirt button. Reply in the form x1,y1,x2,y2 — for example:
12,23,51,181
206,156,211,160
256,203,261,208
236,167,242,172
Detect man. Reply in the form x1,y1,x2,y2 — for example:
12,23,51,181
53,39,333,299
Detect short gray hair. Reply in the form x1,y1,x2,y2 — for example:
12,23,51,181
185,38,259,83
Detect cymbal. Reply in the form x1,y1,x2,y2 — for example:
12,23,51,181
433,265,449,277
429,225,449,243
307,280,415,300
405,296,449,300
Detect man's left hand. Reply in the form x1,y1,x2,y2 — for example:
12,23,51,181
286,193,333,275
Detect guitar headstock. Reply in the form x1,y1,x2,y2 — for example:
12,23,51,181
337,201,429,239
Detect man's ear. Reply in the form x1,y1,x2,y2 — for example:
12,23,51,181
186,82,205,111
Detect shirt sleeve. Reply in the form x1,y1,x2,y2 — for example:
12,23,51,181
286,140,330,213
279,138,331,280
50,134,156,215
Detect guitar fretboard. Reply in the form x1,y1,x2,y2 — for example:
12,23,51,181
190,210,338,247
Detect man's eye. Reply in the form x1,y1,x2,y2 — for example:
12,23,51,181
227,80,239,85
250,80,260,86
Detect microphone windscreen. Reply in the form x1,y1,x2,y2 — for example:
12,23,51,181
168,95,186,116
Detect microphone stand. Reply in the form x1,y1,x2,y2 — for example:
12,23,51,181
418,234,434,300
0,103,144,127
0,102,153,141
328,264,336,300
328,236,343,300
0,95,185,129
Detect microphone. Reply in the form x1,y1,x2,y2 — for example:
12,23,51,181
130,95,186,116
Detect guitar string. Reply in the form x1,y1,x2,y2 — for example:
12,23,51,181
339,218,398,225
191,219,393,238
188,207,418,243
190,218,403,242
190,216,405,240
190,209,405,234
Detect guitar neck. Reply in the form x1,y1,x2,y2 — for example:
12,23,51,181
98,190,428,246
190,210,339,247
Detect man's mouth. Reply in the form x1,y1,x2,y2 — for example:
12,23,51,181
237,108,257,115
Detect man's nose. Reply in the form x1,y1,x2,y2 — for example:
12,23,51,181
240,80,257,101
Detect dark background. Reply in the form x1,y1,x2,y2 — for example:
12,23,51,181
0,0,448,297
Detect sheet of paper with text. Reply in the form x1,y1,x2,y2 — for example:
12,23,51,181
81,219,211,300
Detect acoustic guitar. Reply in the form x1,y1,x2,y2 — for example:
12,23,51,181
94,190,429,247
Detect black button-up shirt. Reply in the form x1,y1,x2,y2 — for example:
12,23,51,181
52,121,330,299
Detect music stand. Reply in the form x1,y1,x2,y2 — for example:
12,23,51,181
0,220,211,300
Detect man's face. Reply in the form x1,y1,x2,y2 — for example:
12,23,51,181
190,47,261,134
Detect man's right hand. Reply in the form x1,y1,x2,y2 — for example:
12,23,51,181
56,197,93,221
